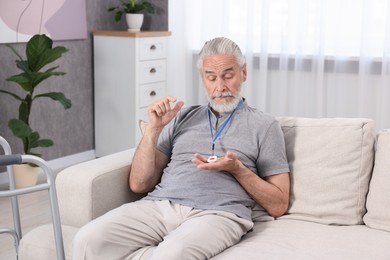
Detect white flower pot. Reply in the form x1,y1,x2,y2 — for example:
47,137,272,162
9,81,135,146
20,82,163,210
13,164,39,188
125,13,144,32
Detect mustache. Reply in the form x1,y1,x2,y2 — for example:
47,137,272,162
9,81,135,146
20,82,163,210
211,91,233,99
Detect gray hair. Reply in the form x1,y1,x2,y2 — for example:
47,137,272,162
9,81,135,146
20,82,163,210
197,37,246,72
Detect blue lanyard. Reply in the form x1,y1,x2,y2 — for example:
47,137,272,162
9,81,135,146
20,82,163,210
207,99,244,155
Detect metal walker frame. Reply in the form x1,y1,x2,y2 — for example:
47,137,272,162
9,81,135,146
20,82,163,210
0,136,65,260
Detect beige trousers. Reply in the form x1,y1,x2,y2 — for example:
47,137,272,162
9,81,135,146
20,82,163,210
72,200,253,260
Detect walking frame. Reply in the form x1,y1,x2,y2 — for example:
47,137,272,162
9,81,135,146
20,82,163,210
0,136,65,260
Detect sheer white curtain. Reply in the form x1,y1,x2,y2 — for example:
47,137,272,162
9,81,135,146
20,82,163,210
168,0,390,130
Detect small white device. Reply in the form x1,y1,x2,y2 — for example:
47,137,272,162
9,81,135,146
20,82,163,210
207,156,218,163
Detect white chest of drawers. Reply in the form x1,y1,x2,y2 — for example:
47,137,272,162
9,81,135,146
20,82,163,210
93,30,171,157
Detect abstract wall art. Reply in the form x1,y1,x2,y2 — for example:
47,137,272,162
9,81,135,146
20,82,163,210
0,0,87,43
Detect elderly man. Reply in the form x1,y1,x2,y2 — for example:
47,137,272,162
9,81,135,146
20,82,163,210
73,37,290,260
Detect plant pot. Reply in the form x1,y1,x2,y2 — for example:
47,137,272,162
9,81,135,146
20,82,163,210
13,164,39,188
125,13,144,32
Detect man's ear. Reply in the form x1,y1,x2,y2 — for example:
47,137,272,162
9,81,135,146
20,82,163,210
242,64,247,82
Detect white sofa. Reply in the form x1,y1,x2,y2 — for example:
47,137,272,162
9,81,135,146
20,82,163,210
18,117,390,259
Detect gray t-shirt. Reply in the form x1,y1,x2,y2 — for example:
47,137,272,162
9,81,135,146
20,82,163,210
144,101,289,220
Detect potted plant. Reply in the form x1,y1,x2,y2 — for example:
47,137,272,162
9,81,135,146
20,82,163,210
0,34,71,187
108,0,156,32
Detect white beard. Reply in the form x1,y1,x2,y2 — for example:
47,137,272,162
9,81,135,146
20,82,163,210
209,91,242,113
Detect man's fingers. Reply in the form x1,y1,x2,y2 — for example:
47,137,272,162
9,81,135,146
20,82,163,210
163,97,184,114
151,103,165,116
226,151,236,160
166,96,177,103
194,153,207,162
192,153,208,165
172,101,184,113
150,96,183,117
162,97,173,112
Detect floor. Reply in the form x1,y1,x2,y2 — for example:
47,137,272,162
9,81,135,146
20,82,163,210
0,184,51,260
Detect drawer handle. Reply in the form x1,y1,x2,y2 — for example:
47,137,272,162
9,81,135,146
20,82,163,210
150,90,156,96
150,68,156,73
150,45,157,50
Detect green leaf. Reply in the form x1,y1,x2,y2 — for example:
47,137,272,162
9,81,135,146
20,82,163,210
6,73,33,91
26,35,68,72
30,69,66,88
28,131,40,145
34,92,72,109
30,139,54,148
0,89,23,101
33,46,68,72
142,2,155,13
16,60,31,73
26,35,52,71
28,131,53,149
8,119,32,138
114,11,124,22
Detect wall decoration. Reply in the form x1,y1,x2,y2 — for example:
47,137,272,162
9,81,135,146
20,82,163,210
0,0,87,43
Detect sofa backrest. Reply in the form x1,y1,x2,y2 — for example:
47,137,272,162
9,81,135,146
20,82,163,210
276,117,375,225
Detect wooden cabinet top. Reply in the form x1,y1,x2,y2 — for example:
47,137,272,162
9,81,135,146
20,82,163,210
93,30,171,38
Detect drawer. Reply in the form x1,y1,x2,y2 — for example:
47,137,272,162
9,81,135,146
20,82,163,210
139,60,166,84
139,82,166,108
139,37,167,61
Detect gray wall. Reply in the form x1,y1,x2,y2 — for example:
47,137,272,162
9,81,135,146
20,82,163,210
0,0,168,160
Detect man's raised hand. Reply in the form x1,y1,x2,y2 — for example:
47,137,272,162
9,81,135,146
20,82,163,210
148,96,184,129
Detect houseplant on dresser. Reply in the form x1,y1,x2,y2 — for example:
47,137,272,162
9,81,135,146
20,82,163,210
0,34,71,188
108,0,155,31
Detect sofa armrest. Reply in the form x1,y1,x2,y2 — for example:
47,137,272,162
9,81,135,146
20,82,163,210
55,148,146,228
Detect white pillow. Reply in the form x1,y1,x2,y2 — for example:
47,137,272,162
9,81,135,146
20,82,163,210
277,117,375,225
364,130,390,232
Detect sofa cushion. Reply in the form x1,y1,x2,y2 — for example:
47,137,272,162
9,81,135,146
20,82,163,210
18,224,78,260
364,130,390,232
211,219,390,260
277,117,375,225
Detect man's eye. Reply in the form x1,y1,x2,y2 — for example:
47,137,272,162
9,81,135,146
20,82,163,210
224,74,233,80
208,76,216,81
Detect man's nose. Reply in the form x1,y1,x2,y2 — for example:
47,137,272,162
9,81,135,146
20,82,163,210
215,77,227,92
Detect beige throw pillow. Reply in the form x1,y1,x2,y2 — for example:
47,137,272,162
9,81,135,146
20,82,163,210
277,117,375,225
363,130,390,232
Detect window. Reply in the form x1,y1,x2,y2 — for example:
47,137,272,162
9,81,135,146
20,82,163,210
210,0,389,57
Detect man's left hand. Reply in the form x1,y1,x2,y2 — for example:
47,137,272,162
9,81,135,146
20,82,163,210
192,151,243,176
